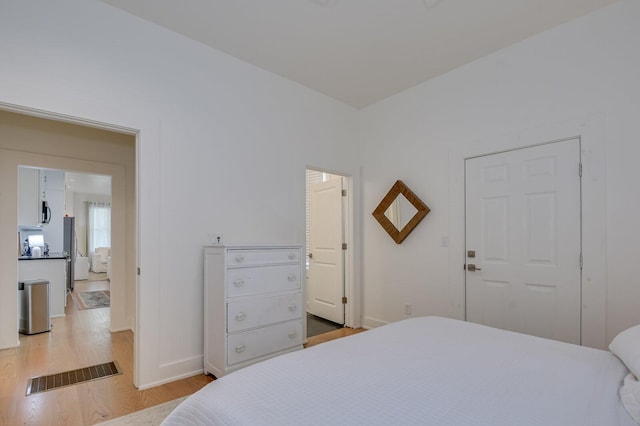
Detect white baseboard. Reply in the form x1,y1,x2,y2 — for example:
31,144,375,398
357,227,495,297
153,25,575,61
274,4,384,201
137,369,204,390
362,316,388,329
0,340,20,350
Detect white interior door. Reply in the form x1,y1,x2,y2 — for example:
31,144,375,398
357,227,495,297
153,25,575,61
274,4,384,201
307,178,345,324
465,138,581,344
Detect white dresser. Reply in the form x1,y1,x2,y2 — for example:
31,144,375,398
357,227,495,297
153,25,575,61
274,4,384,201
204,245,304,378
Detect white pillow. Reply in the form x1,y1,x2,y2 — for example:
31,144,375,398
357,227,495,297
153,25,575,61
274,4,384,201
610,323,640,378
620,373,640,423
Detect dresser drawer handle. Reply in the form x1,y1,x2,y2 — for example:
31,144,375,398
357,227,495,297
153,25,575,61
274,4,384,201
235,344,246,353
233,278,245,287
235,255,245,263
288,304,297,312
287,274,297,282
235,312,246,321
288,253,296,260
288,331,297,339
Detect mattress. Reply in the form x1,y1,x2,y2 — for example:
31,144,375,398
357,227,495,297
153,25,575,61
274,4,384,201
163,316,636,425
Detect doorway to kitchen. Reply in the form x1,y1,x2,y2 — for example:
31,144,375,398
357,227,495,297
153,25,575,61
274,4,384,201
0,107,136,390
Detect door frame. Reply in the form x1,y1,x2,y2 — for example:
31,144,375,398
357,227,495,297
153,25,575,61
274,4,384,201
305,167,356,329
0,100,146,388
448,114,606,349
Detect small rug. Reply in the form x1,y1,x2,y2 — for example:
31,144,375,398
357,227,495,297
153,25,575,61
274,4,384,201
73,290,110,310
96,396,187,425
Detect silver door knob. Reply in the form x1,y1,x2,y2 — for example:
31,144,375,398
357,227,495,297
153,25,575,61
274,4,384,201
467,264,482,271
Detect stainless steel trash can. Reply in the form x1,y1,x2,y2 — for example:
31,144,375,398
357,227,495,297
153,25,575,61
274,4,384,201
18,279,51,335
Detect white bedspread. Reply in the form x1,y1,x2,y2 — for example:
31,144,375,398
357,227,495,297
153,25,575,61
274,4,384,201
164,316,636,425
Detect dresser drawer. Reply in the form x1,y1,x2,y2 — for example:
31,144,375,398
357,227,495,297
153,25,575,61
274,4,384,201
226,248,301,268
227,293,301,333
226,265,300,298
227,320,302,366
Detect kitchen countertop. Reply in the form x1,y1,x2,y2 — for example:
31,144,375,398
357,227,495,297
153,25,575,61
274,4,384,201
18,252,68,261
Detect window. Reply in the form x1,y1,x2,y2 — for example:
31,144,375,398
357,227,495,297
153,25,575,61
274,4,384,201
87,202,111,253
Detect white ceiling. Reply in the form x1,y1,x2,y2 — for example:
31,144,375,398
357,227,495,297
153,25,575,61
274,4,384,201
65,172,112,196
100,0,618,108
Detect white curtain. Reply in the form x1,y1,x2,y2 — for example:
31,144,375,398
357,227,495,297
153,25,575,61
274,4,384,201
87,202,111,253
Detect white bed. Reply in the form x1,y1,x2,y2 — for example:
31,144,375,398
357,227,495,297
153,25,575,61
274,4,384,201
163,316,638,425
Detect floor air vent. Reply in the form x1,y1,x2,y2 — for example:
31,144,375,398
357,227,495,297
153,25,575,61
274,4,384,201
26,361,122,395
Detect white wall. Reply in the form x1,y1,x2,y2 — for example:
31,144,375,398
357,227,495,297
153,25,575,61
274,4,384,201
359,0,640,346
0,0,359,388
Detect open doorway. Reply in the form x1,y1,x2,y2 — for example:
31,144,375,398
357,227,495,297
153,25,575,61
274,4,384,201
65,171,113,285
305,169,352,338
64,171,114,337
1,108,137,396
18,167,113,320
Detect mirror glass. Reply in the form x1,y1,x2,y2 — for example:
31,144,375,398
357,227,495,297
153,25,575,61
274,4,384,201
384,193,418,231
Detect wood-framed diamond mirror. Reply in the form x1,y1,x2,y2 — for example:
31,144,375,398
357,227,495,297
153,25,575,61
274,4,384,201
372,180,431,244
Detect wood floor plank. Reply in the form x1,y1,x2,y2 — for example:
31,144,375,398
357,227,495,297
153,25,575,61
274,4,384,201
0,279,366,425
0,280,212,426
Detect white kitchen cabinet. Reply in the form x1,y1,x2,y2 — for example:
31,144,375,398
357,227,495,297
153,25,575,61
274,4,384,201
18,167,40,226
17,168,65,245
204,245,303,378
40,169,65,252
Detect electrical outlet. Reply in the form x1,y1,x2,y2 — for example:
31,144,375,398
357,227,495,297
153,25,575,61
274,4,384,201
208,233,223,246
404,304,412,316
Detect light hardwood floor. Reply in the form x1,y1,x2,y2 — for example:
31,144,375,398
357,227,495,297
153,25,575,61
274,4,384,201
0,280,364,425
0,280,211,426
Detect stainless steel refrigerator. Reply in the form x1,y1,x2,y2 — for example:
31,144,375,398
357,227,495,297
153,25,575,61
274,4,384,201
63,216,75,291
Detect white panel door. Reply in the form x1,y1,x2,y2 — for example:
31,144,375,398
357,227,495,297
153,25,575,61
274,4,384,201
307,179,344,324
465,139,581,344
